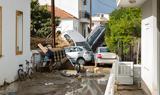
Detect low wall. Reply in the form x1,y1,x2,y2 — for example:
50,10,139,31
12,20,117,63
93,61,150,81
104,63,116,95
133,65,141,85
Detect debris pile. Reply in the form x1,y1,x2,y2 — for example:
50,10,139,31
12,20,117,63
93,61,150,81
33,43,75,72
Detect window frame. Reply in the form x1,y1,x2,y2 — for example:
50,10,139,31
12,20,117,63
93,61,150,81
158,0,160,31
16,11,23,55
0,7,2,57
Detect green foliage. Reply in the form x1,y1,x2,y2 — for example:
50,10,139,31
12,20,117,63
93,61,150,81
31,0,60,38
105,7,141,57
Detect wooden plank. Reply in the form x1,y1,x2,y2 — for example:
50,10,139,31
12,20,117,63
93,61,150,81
38,43,48,54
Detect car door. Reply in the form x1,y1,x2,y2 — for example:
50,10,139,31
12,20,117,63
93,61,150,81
76,47,84,57
66,47,79,59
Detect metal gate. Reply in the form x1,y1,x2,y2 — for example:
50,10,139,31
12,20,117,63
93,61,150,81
116,62,134,85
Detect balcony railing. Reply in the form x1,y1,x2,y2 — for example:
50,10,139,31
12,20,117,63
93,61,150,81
79,11,90,19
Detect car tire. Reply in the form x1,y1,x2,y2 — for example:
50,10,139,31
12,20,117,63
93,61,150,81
77,58,85,65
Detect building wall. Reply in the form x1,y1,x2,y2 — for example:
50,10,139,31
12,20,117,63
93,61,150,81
57,19,79,33
73,19,80,32
141,0,159,94
57,19,74,32
0,0,31,85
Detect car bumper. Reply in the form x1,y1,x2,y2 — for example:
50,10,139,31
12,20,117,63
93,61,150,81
95,59,117,64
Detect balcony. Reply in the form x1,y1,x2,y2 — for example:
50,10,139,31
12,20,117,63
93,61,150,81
116,0,146,7
79,11,90,23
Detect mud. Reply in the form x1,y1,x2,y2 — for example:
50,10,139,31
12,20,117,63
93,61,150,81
0,67,110,95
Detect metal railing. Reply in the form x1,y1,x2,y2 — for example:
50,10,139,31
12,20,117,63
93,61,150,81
79,11,90,19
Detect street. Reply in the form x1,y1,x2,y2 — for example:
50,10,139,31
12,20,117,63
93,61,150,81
0,66,111,95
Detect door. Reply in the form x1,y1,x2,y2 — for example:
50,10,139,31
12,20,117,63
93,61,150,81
66,47,79,59
117,62,133,85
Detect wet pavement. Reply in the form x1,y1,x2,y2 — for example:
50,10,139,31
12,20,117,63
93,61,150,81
0,66,111,95
115,85,146,95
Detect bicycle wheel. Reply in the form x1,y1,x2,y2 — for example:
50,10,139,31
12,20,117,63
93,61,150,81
28,68,33,79
18,69,25,81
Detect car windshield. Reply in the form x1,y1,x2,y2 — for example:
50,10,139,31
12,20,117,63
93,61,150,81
99,47,109,53
76,42,92,51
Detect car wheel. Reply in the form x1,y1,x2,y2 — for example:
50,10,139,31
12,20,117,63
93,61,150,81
77,58,85,65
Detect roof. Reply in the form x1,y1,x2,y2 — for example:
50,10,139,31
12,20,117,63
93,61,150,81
48,6,77,19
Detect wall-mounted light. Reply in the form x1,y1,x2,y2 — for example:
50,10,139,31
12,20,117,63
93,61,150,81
129,0,136,3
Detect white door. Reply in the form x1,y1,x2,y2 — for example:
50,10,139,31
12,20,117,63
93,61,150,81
117,62,133,85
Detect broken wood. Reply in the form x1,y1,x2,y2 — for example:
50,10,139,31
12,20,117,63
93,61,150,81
38,43,48,54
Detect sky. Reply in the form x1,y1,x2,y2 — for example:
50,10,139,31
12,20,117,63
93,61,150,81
39,0,117,15
91,0,117,15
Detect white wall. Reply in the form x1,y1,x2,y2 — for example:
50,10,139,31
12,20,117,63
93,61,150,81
73,19,80,32
57,19,79,33
0,0,31,85
57,19,74,32
141,0,159,94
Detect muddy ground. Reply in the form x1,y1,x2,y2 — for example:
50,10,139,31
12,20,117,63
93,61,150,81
0,66,111,95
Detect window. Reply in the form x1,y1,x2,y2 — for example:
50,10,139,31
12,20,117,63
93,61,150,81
69,47,77,52
77,47,83,51
16,11,23,55
158,0,160,31
83,0,87,5
76,42,92,51
0,7,2,56
99,47,110,53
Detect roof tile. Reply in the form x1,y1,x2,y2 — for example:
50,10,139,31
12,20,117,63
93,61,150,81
48,6,77,19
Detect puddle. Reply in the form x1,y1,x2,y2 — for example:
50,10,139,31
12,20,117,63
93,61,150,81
66,75,108,95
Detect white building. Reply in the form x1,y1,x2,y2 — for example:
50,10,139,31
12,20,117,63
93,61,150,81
91,13,109,30
39,0,90,38
48,6,79,33
117,0,160,94
0,0,31,85
92,13,109,25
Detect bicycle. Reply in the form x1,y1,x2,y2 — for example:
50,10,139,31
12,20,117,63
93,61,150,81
18,60,34,81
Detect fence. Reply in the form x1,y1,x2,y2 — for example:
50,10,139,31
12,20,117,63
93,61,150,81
116,62,134,85
104,59,134,95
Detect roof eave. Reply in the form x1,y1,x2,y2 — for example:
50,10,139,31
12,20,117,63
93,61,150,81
116,0,147,7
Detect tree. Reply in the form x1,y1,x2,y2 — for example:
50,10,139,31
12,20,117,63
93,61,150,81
31,0,60,38
105,7,141,61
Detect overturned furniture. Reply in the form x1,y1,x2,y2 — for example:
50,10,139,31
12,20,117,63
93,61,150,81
36,43,75,72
